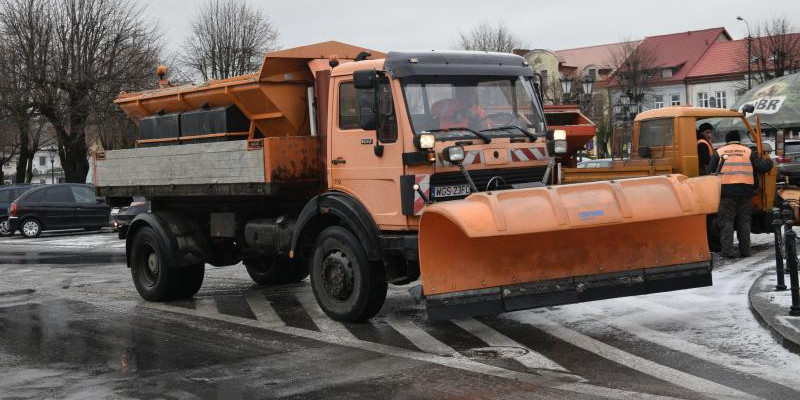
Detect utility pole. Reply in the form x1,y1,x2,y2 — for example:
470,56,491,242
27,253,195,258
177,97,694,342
737,16,753,90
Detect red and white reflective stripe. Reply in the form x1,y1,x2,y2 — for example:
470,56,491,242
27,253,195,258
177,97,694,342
413,174,430,216
509,147,545,162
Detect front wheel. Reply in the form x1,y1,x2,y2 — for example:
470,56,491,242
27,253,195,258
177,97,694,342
0,218,12,237
310,226,386,322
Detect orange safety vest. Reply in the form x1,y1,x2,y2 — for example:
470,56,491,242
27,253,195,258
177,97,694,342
697,139,713,157
717,143,754,185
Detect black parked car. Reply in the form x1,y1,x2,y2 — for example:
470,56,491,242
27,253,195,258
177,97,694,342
110,198,149,232
0,184,40,236
7,184,110,238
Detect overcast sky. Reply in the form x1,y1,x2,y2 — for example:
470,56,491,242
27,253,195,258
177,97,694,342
142,0,799,54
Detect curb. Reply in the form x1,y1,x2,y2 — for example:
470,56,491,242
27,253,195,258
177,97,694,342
748,272,800,355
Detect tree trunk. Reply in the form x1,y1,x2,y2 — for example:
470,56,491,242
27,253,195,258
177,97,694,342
14,120,33,183
60,131,89,183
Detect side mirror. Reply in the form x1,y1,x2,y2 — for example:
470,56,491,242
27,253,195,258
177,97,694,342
741,104,755,115
358,89,376,130
637,146,651,159
353,69,377,89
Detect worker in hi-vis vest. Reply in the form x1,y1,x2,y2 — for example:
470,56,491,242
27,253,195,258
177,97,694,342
696,122,714,175
708,130,773,258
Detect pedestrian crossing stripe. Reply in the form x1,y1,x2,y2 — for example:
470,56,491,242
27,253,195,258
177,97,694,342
142,290,774,400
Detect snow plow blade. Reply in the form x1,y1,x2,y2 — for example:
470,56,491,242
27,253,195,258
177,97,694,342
418,174,720,321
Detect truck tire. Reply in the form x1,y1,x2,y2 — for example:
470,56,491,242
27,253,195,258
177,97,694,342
309,226,387,322
175,263,205,298
244,256,308,285
130,225,204,301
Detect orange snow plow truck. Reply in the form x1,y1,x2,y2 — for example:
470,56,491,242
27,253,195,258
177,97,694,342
95,42,720,321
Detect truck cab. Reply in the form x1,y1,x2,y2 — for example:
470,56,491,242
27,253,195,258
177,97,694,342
561,107,778,234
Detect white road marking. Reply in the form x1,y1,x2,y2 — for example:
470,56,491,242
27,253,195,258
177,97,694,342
452,318,569,372
295,291,358,341
386,317,457,357
514,312,760,400
244,292,285,328
574,304,800,389
142,302,680,400
193,298,219,315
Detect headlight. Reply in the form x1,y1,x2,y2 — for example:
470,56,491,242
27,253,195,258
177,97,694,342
415,133,436,149
553,129,567,155
443,146,466,164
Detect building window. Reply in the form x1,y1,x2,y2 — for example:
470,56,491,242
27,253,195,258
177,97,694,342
715,91,727,108
39,156,46,166
670,94,681,106
661,68,673,78
697,92,709,107
654,95,664,109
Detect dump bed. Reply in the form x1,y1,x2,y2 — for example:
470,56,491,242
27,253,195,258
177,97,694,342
96,42,383,199
95,136,322,198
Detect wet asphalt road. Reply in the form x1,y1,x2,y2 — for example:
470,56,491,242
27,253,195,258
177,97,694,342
1,231,800,399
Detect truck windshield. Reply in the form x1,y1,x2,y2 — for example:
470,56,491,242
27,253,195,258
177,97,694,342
698,117,757,148
401,76,546,141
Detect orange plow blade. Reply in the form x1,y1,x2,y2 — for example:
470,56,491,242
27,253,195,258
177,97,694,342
418,175,720,320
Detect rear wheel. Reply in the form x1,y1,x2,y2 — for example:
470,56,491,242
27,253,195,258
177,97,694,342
0,218,12,237
309,226,386,322
130,226,204,300
244,256,308,285
20,218,42,238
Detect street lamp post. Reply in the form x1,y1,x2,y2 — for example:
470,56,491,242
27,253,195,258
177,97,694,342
737,16,753,90
560,74,594,112
47,148,56,184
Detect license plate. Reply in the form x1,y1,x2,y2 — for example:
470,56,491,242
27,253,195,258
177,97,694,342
110,208,120,215
433,184,471,198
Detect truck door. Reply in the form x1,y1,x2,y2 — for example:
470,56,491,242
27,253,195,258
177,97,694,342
329,77,405,228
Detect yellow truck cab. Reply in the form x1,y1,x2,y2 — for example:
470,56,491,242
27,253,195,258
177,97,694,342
562,106,779,240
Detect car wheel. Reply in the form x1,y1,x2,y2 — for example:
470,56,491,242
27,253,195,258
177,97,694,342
244,256,309,285
20,218,42,238
309,226,387,322
0,218,12,237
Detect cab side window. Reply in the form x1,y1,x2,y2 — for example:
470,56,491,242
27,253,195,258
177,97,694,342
339,82,360,130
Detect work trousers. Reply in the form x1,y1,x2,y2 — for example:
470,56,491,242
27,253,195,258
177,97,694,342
718,196,752,257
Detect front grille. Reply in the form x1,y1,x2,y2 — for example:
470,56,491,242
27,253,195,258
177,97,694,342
429,166,548,200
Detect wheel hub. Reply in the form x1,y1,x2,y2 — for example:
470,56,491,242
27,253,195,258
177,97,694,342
321,251,354,301
0,220,9,235
23,221,38,236
147,253,159,276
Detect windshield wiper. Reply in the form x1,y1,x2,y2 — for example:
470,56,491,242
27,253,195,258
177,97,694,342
423,127,491,144
480,125,537,142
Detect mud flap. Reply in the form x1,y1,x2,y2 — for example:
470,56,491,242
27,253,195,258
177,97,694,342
419,174,720,321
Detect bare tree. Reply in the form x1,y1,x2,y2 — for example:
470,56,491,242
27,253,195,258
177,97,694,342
608,38,659,120
0,0,161,183
0,122,20,184
454,21,525,53
746,16,800,84
182,0,279,81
